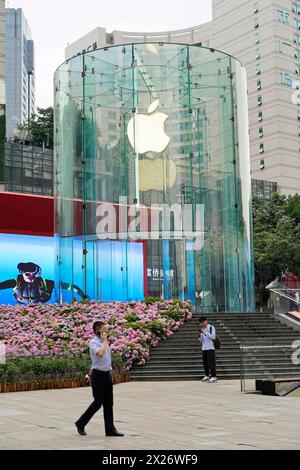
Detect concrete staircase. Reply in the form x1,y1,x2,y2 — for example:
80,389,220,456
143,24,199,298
130,313,300,381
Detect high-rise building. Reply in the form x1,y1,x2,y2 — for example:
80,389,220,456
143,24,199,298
5,8,35,139
0,0,5,189
0,0,4,106
65,0,300,195
211,0,300,196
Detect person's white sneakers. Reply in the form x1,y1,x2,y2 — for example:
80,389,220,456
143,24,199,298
201,376,210,382
208,377,218,383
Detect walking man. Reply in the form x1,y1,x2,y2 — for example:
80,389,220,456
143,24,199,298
199,315,218,383
75,321,124,437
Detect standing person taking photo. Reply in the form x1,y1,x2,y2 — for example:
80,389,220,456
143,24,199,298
199,316,218,383
75,321,124,437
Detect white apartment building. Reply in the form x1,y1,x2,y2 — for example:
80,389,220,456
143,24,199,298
211,0,300,196
65,0,300,195
5,8,35,139
0,0,4,106
0,0,5,190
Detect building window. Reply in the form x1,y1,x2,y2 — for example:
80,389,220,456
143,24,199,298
259,127,264,137
280,72,293,86
279,40,291,52
257,96,262,106
293,19,300,29
294,33,300,43
257,79,262,90
259,144,265,153
256,64,261,75
254,18,259,28
253,2,258,13
258,111,263,121
260,159,265,169
255,33,260,44
256,48,261,59
292,3,300,14
277,9,290,23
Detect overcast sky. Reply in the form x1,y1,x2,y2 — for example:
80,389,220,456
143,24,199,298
6,0,212,108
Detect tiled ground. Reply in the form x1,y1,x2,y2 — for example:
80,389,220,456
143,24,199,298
0,380,299,450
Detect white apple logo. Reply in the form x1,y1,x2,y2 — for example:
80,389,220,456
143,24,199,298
127,100,170,154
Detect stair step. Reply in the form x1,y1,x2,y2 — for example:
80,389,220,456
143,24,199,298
131,312,299,381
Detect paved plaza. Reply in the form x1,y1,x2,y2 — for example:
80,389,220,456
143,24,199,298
0,380,299,450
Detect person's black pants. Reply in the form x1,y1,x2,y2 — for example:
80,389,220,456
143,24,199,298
76,370,115,434
202,349,216,378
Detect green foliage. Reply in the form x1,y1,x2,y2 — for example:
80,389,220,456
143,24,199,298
285,194,300,224
76,296,90,305
253,193,300,306
142,297,162,305
124,312,139,322
142,320,165,337
111,353,127,374
16,107,54,149
161,306,182,322
0,354,126,384
122,321,142,331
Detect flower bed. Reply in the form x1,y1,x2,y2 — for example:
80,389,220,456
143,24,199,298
0,299,192,386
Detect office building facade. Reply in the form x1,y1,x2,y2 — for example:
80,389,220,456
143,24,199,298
5,8,35,139
211,0,300,196
5,143,53,196
65,0,300,195
0,0,5,188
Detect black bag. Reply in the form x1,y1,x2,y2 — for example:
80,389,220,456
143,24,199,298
210,325,221,350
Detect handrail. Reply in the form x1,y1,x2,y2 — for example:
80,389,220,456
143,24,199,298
240,345,294,349
266,280,300,304
240,343,299,392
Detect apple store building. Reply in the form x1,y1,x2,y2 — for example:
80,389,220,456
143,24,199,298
54,43,255,312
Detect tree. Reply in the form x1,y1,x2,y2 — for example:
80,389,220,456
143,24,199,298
15,107,54,149
253,193,300,307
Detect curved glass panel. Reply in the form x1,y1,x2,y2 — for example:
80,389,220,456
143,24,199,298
54,43,255,312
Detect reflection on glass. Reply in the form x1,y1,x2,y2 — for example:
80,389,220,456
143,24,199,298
54,43,255,312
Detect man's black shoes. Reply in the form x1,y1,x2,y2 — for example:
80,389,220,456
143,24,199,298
106,430,124,437
75,422,124,437
75,422,87,436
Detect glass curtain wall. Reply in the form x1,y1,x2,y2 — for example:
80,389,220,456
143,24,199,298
54,43,254,312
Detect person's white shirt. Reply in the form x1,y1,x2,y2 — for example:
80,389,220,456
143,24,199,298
199,324,216,351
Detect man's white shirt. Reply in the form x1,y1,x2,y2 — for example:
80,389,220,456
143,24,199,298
199,324,216,351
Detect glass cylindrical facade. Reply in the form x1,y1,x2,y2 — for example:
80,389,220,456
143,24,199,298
54,43,254,312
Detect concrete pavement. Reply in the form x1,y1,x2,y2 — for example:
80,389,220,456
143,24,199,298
0,380,299,450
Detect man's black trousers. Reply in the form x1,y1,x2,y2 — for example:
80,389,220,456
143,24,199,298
76,369,115,434
202,349,216,378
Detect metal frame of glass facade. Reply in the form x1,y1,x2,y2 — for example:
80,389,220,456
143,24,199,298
54,43,255,312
